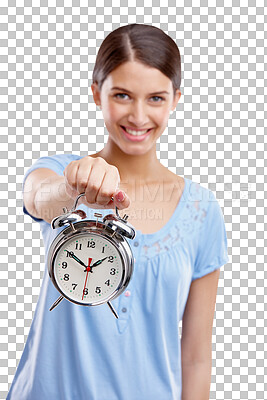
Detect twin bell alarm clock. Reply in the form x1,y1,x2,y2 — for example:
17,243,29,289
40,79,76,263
47,193,136,319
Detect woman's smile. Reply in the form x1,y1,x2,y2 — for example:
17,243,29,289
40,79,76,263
120,125,153,142
121,125,152,135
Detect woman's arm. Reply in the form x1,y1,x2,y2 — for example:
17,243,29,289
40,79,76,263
181,268,221,400
23,168,74,223
23,157,131,224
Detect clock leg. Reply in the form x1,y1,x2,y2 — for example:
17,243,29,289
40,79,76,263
107,301,119,319
49,295,64,311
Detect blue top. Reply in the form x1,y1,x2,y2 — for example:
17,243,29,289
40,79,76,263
7,154,229,400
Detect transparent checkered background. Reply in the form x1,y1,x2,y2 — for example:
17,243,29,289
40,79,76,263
0,1,266,399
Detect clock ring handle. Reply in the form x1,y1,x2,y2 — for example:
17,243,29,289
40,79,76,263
71,192,86,212
71,192,120,217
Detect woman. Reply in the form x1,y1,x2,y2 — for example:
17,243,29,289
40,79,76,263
7,24,229,400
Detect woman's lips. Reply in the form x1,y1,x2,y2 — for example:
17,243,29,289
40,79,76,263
120,126,152,142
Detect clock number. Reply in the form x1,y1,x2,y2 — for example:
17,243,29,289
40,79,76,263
75,243,82,250
108,256,114,263
110,268,116,275
95,286,101,294
83,288,88,296
62,262,67,269
105,279,110,286
102,246,105,253
87,241,95,248
64,274,69,281
72,284,77,291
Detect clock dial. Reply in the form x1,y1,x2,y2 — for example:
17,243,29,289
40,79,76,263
53,232,124,305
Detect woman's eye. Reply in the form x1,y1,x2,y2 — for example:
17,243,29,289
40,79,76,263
114,93,129,100
114,93,164,103
150,96,164,102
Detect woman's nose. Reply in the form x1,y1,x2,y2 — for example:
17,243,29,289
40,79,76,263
127,101,149,127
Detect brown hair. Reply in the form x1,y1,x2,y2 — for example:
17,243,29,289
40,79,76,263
92,24,181,96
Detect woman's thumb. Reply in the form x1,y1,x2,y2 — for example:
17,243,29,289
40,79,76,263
113,190,130,209
114,190,126,202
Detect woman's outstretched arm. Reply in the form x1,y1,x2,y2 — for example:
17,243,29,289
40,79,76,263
181,268,221,400
23,156,130,224
23,168,73,223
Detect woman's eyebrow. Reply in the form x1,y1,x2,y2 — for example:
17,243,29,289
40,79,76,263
110,86,170,96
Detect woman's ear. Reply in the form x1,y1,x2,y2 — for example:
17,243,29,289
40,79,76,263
91,82,101,107
171,89,182,112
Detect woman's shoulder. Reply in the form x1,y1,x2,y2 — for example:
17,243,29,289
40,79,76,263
32,153,83,170
45,153,82,164
162,170,208,200
24,154,84,183
167,174,216,221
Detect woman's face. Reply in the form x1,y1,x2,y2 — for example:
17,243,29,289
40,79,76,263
91,61,181,156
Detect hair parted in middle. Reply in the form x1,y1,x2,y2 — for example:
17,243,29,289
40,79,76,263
92,24,181,96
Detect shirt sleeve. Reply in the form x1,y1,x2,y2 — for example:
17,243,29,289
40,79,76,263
192,191,229,281
22,154,77,223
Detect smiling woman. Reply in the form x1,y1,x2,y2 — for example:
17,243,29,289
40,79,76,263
7,23,229,400
90,24,181,158
91,60,181,152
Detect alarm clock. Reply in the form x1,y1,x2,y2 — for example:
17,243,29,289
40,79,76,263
47,193,136,319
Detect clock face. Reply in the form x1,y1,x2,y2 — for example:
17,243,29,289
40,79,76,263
52,232,124,305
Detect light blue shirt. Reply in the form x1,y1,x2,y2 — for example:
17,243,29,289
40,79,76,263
7,154,229,400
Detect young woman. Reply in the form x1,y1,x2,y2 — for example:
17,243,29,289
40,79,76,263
7,24,229,400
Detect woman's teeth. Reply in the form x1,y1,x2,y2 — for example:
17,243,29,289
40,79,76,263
123,127,149,136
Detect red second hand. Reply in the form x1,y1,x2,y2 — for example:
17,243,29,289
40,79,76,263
82,258,92,300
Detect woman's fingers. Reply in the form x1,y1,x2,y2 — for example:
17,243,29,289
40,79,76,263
76,161,92,195
95,168,119,206
63,156,130,210
63,161,80,198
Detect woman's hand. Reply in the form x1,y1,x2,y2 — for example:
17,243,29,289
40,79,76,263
63,156,130,210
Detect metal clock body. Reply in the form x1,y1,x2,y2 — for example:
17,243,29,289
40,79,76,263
47,193,136,318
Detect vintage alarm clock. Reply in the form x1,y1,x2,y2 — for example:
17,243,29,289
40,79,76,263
47,193,136,319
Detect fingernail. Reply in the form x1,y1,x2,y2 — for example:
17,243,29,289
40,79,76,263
115,191,125,202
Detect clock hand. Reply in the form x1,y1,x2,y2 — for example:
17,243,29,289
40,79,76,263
84,257,108,271
64,250,87,269
82,258,92,301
